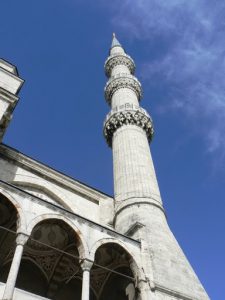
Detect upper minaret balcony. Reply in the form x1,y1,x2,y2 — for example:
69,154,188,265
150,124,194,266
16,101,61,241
103,34,154,148
104,33,135,78
104,34,142,108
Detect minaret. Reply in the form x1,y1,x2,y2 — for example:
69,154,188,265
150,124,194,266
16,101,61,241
0,59,24,142
103,34,209,300
104,34,163,233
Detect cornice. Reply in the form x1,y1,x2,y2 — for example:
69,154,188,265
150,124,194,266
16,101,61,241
154,282,203,300
0,144,112,204
0,179,140,247
0,66,24,95
0,87,19,104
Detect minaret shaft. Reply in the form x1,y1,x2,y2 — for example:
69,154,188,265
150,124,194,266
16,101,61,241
104,36,161,226
111,88,139,107
112,122,161,203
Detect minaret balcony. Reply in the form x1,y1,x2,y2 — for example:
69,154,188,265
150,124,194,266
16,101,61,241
103,105,154,146
104,53,135,77
104,73,142,105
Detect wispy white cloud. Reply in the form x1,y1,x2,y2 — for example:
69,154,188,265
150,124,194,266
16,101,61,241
108,0,225,156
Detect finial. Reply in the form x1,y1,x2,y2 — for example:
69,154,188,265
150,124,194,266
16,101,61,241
111,32,122,48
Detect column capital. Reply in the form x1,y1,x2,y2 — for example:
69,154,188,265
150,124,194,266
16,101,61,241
80,259,93,272
16,232,29,246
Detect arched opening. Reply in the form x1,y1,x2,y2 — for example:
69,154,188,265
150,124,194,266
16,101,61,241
16,218,83,299
91,243,137,300
0,193,18,284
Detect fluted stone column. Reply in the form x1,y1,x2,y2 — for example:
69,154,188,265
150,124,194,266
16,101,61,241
81,259,93,300
2,232,29,300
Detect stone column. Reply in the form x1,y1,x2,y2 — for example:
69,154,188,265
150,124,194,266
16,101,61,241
2,232,29,300
81,259,93,300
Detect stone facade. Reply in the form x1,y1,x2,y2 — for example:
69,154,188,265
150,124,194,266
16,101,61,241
0,35,209,300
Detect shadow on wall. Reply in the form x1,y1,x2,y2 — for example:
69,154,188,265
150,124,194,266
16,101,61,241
0,144,20,183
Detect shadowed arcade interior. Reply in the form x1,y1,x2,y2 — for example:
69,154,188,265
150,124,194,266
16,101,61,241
0,193,18,283
18,219,82,299
0,208,85,299
91,243,136,300
0,195,136,300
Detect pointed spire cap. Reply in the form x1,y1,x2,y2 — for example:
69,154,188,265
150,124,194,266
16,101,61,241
110,33,125,55
111,33,122,48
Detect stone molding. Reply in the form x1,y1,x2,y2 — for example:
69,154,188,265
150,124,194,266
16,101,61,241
103,107,153,147
0,87,19,104
154,282,196,300
0,180,141,249
104,54,135,77
0,144,112,204
124,222,145,237
104,73,142,105
114,198,165,223
0,65,24,95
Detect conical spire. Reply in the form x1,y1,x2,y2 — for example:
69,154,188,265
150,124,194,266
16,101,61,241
111,33,122,48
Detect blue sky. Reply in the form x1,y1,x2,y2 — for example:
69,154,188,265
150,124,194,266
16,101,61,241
1,1,224,299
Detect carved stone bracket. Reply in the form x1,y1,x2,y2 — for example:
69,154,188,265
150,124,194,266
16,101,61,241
104,74,142,105
103,108,154,147
104,54,135,77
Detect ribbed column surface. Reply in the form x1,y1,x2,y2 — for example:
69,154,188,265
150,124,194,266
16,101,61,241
112,125,161,203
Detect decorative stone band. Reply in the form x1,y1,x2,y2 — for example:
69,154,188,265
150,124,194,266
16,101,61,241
103,105,154,147
104,54,135,77
104,73,142,105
